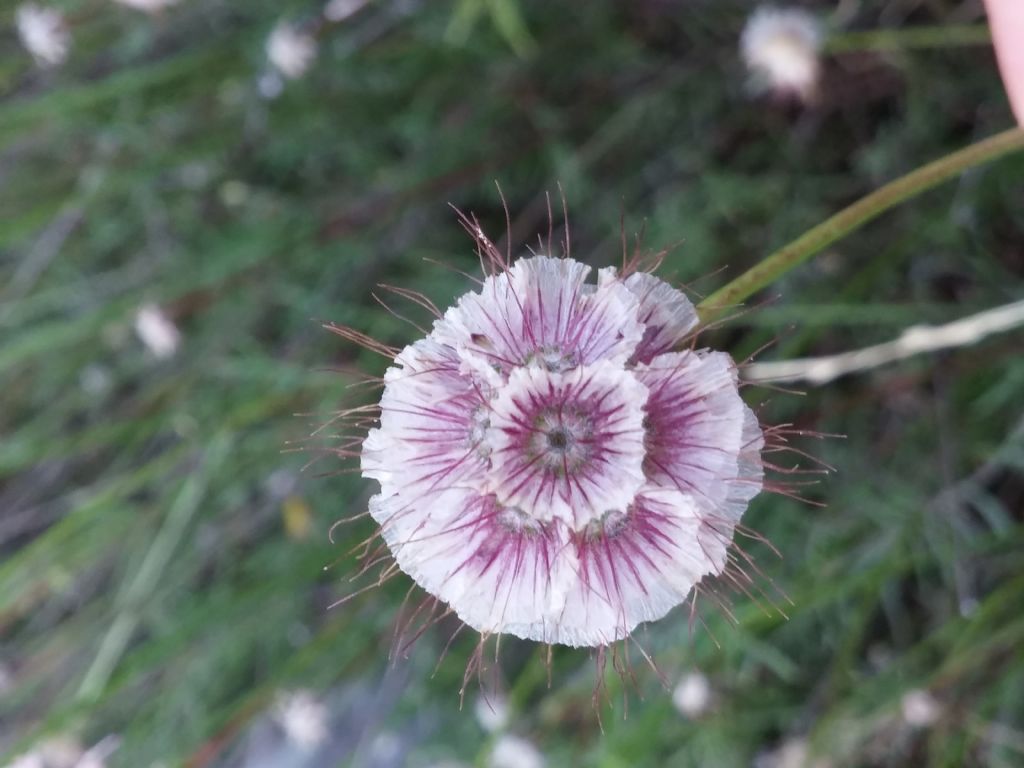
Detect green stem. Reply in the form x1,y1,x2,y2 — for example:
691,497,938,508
696,127,1024,323
826,24,991,53
76,434,231,702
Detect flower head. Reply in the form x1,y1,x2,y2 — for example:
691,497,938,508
266,21,317,80
348,222,765,649
134,303,181,359
901,689,941,728
672,670,713,718
740,7,823,101
274,690,329,750
16,4,70,68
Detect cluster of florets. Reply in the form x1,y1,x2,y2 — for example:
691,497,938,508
740,6,824,102
358,247,764,648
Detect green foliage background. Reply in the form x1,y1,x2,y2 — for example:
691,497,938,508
2,1,1023,766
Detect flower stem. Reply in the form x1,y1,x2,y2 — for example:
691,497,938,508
826,24,991,53
696,127,1024,323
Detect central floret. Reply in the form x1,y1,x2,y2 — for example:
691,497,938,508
531,405,590,469
360,255,765,647
488,362,647,527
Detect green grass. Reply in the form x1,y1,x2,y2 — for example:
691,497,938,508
2,1,1024,766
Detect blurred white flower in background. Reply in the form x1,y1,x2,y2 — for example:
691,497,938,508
111,0,180,12
740,6,824,101
324,0,368,23
15,4,70,68
2,734,119,768
273,690,328,751
489,735,544,768
901,689,941,727
266,21,318,80
672,670,712,718
473,692,510,733
134,303,181,359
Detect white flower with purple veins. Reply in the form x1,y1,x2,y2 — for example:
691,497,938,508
358,252,764,647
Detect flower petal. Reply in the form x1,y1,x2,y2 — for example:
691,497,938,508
371,490,576,641
635,350,763,523
487,360,648,527
362,338,491,497
619,270,699,364
432,256,644,379
554,486,726,647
